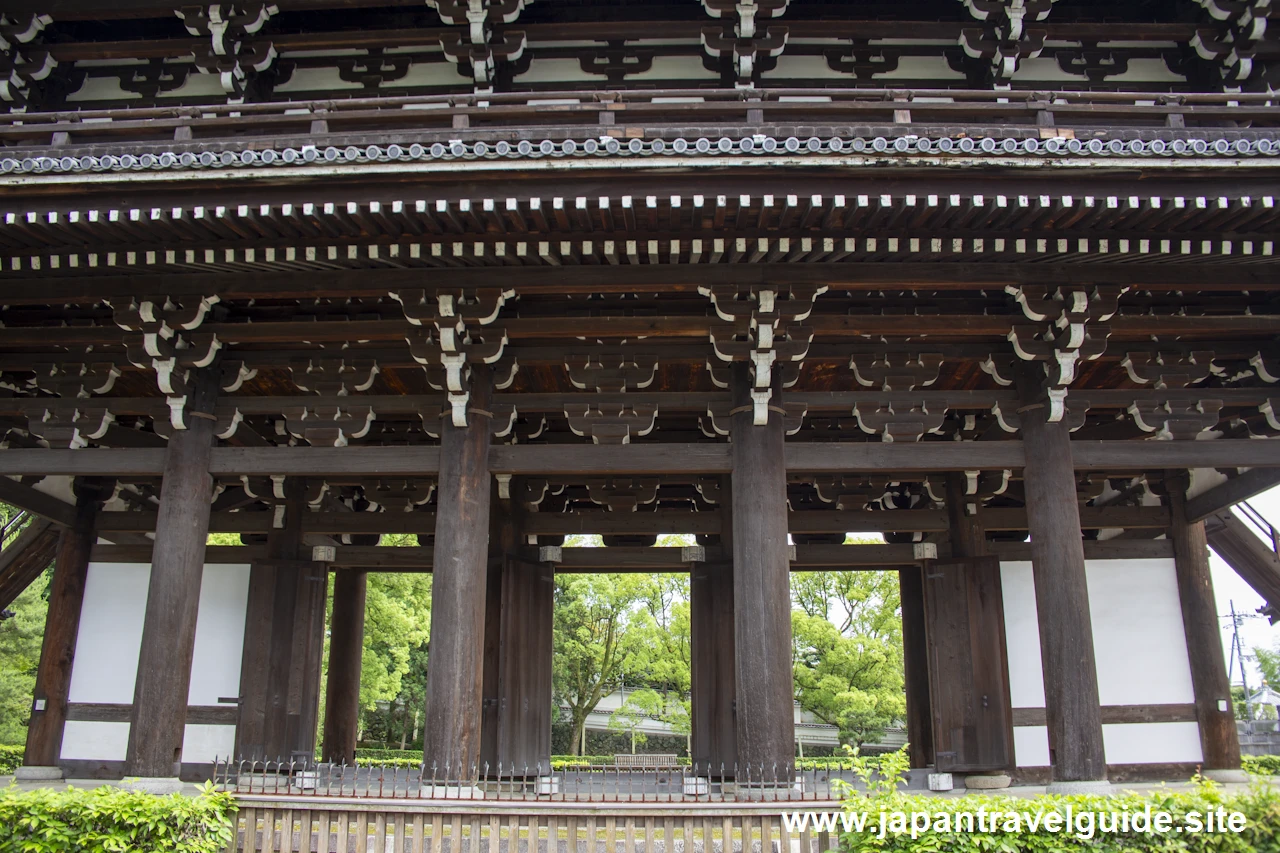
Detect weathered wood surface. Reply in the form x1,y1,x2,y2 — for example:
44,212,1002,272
126,371,219,778
1012,704,1199,727
1169,477,1243,770
1019,385,1107,785
495,558,554,773
23,482,107,767
422,364,494,775
218,799,841,853
898,565,934,770
0,518,59,612
3,441,1278,478
1185,468,1280,523
0,478,77,527
730,366,794,773
322,570,367,766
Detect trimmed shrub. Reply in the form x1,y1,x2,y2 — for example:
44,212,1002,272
0,745,23,775
836,749,1280,852
1243,755,1280,776
0,784,236,853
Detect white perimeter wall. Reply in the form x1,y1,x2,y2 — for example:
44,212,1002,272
1001,558,1203,768
60,562,250,764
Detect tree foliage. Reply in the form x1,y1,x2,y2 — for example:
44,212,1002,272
791,570,905,748
1257,644,1280,688
0,568,48,744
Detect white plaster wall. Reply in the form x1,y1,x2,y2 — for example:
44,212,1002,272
1000,559,1202,767
60,563,251,763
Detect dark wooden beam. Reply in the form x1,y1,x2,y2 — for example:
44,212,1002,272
422,365,494,776
1185,469,1280,523
23,486,104,768
1168,474,1243,772
321,569,366,766
125,371,218,779
1019,374,1108,787
898,565,934,770
691,474,736,773
730,366,794,774
0,478,77,527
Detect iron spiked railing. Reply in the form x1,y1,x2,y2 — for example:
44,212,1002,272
211,756,857,803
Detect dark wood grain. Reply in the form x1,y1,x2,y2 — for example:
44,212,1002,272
125,371,218,778
730,365,794,774
422,364,494,776
321,569,367,765
898,565,934,770
1019,378,1107,785
691,474,737,774
23,481,107,767
1168,475,1243,771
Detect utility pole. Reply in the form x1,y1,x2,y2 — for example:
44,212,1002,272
1227,601,1254,721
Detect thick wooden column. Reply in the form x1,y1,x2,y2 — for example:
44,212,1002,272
321,569,367,766
898,566,934,769
730,365,794,776
236,478,328,764
125,371,218,780
422,365,493,777
691,475,736,774
23,478,110,769
1019,392,1107,787
918,474,1014,775
1168,472,1243,772
495,556,554,773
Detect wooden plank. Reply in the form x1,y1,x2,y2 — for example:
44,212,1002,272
0,478,76,526
65,702,236,724
411,814,425,853
240,808,256,853
0,518,59,613
1169,479,1243,770
125,369,218,777
1185,468,1280,523
1020,381,1107,785
496,558,554,773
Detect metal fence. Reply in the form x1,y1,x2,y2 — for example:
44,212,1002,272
213,759,860,804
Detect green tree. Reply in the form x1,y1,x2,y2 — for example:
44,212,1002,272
790,570,905,748
553,572,651,755
1257,644,1280,688
608,687,664,753
0,570,48,744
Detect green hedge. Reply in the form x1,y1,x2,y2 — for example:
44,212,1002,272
1243,755,1280,776
0,745,23,775
833,749,1280,852
0,785,236,853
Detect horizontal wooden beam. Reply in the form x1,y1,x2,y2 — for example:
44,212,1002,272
1012,704,1197,727
7,440,1279,478
92,505,1170,535
1185,468,1280,523
2,264,1278,306
0,477,77,526
65,703,237,725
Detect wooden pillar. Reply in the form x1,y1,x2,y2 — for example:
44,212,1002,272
1019,391,1107,786
897,566,934,769
422,364,493,777
730,364,794,776
1168,472,1242,771
23,478,110,768
495,556,554,773
691,475,736,774
321,569,367,766
125,370,218,779
236,478,327,764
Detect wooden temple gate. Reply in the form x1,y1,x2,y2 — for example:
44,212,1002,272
0,0,1279,803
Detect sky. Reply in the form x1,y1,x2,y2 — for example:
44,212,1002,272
1209,485,1280,690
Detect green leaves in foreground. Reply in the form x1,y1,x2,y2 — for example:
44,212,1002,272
0,784,236,853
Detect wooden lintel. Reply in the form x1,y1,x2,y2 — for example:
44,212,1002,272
5,441,1279,479
1012,704,1198,727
